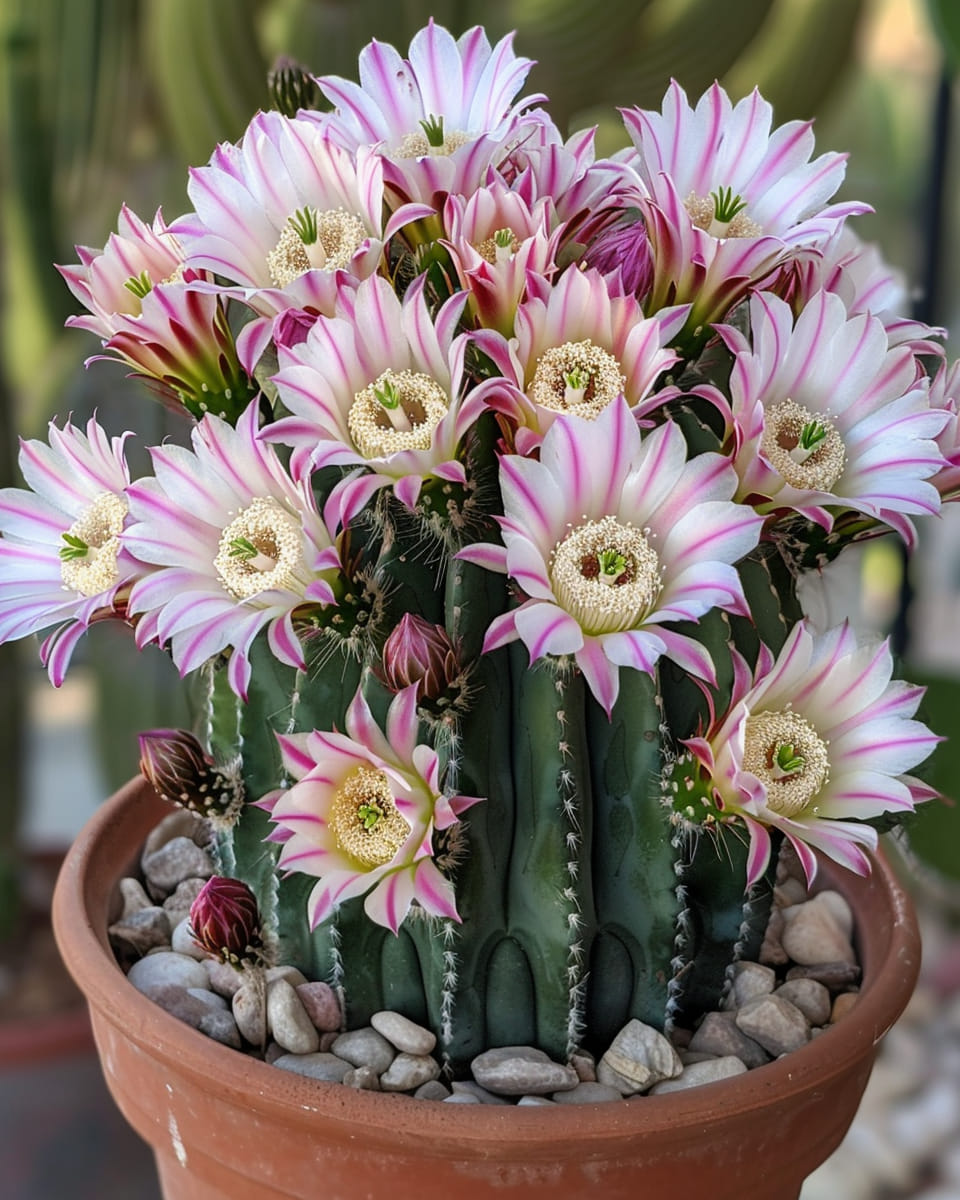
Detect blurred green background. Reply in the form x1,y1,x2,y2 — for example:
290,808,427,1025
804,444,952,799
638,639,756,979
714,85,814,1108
1,0,959,907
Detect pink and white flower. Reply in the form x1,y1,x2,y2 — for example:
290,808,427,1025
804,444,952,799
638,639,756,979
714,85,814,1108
708,289,947,545
124,400,343,699
672,621,940,885
267,274,483,524
621,81,868,334
58,206,186,340
261,684,482,933
0,417,140,684
172,111,394,320
472,265,687,455
928,357,960,501
459,397,764,715
312,19,548,208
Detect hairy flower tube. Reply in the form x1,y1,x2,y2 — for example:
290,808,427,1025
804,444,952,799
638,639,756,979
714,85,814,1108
261,684,482,933
459,397,763,715
0,417,142,684
668,621,940,885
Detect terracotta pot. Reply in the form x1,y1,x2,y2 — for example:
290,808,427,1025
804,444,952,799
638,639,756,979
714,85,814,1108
54,777,921,1200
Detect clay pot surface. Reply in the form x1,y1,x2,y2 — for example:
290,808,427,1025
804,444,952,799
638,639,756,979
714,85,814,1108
54,777,921,1200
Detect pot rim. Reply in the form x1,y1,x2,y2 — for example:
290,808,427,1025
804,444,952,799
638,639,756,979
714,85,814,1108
53,776,921,1150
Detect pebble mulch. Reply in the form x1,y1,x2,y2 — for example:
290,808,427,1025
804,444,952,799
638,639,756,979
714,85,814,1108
108,807,865,1105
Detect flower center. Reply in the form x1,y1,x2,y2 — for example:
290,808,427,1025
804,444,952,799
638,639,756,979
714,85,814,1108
550,515,661,635
760,399,846,492
329,765,411,867
59,492,128,598
528,340,626,419
684,187,761,238
474,227,520,265
396,114,472,159
347,369,449,459
214,497,306,600
266,206,368,286
741,710,830,818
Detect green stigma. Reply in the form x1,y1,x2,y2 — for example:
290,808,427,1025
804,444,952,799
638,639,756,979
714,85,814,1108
419,114,446,148
373,378,402,410
774,743,805,775
596,548,628,581
123,271,153,300
288,207,319,246
564,366,590,391
59,532,89,561
227,536,259,560
710,185,748,225
494,227,514,248
799,420,828,451
358,801,383,831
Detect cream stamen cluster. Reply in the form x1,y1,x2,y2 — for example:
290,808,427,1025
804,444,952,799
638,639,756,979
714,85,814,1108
550,514,661,635
347,369,449,459
684,191,762,239
59,492,128,598
741,709,830,818
213,497,306,600
528,340,626,420
329,765,411,867
760,399,846,492
396,127,472,159
266,208,368,287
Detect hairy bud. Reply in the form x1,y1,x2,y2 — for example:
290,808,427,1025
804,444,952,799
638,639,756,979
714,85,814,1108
189,876,264,967
377,613,466,715
138,728,243,828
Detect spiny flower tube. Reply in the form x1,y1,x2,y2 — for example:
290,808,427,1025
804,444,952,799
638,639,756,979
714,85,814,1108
667,621,940,886
123,400,344,699
621,80,868,337
0,417,141,685
261,684,483,933
459,397,764,715
311,19,549,208
705,289,947,546
267,273,484,527
472,265,687,455
58,205,187,340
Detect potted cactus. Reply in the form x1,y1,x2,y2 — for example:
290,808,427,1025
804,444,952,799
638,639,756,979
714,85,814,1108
1,17,950,1198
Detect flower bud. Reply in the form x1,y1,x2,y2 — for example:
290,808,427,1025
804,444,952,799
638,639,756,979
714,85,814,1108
138,728,243,827
189,876,264,967
583,217,654,300
377,613,464,711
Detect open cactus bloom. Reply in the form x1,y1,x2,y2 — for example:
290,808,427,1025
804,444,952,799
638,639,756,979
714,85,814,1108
6,19,953,1067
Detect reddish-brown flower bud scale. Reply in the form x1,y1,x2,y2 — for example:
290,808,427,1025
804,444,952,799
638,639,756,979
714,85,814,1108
138,728,243,827
378,612,462,705
188,876,264,967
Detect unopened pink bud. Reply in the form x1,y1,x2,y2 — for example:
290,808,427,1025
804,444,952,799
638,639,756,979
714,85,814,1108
189,876,263,967
379,613,462,704
138,728,243,825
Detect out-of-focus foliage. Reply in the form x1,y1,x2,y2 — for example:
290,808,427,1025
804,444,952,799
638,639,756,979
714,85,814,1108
927,0,960,71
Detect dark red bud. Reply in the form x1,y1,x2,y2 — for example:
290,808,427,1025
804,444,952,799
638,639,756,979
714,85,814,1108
188,876,263,966
379,613,461,702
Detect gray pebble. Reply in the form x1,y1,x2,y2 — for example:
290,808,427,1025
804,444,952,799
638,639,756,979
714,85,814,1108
596,1020,682,1095
371,1010,437,1056
198,1009,242,1049
781,897,856,966
813,889,854,938
726,961,777,1009
272,1052,352,1082
205,957,243,998
570,1048,597,1082
551,1082,623,1104
471,1046,579,1096
688,1011,771,1070
267,978,320,1054
162,878,206,929
736,994,811,1056
266,964,309,988
414,1080,451,1101
443,1093,481,1103
518,1096,557,1106
450,1080,511,1105
786,961,862,990
142,837,215,898
343,1066,381,1091
648,1056,747,1094
141,983,215,1028
118,876,152,918
332,1027,396,1075
233,979,267,1046
380,1052,441,1092
775,978,832,1026
141,810,208,860
127,950,209,994
109,907,172,960
171,916,207,960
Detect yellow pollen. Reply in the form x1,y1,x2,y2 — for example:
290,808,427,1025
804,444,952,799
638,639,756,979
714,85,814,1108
347,369,449,459
760,399,846,493
474,228,520,264
329,766,411,867
684,191,762,239
395,128,472,158
214,497,306,600
266,208,368,287
528,340,626,420
59,492,128,598
742,710,830,818
550,515,661,635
